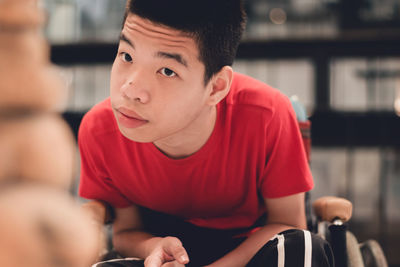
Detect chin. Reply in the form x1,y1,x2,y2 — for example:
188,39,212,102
118,127,155,143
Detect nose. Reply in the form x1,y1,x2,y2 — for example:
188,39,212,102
121,72,151,104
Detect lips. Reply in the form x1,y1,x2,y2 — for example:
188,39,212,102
115,107,149,129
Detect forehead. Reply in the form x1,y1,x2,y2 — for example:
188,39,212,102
122,14,200,59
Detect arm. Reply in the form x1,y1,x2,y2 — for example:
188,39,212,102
207,192,307,267
112,205,190,267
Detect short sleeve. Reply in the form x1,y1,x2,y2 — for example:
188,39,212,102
78,113,131,208
259,93,314,198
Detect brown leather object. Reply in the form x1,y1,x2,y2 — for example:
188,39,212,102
312,196,353,223
0,0,45,29
0,114,76,189
0,185,100,267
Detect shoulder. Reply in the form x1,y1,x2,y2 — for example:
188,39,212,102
227,72,291,114
79,98,118,139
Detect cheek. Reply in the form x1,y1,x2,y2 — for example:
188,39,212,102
161,88,206,120
110,64,124,95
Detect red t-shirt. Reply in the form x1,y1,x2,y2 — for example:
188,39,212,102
79,72,313,230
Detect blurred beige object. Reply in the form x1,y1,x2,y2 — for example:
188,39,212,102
0,185,100,267
0,114,76,189
0,64,68,112
0,0,45,29
313,196,353,223
0,0,68,112
0,30,49,67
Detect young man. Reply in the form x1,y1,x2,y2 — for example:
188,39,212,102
79,0,334,266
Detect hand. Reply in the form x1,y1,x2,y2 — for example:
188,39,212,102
161,261,186,267
144,236,189,267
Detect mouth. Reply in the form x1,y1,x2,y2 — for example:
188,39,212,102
115,107,149,129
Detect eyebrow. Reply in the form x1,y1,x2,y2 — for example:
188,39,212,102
119,33,134,48
120,33,188,68
155,51,188,68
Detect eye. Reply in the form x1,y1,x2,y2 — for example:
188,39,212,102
160,68,177,78
120,52,132,63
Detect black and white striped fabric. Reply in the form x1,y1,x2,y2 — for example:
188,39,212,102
247,229,335,267
92,258,144,267
93,229,334,267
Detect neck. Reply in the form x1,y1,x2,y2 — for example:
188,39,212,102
153,105,217,159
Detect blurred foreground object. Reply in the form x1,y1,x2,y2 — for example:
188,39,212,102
0,185,99,267
0,0,103,265
0,114,75,188
0,0,67,112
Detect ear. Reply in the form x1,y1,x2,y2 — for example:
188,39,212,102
207,66,233,106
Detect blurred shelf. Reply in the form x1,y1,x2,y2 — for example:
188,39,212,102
50,37,400,66
310,111,400,147
51,42,116,65
237,37,400,59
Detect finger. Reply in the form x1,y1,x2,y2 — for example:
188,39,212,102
162,237,189,264
162,260,185,267
144,254,163,267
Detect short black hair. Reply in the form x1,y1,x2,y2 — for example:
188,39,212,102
124,0,246,84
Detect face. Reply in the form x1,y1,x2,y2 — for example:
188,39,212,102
110,14,213,144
